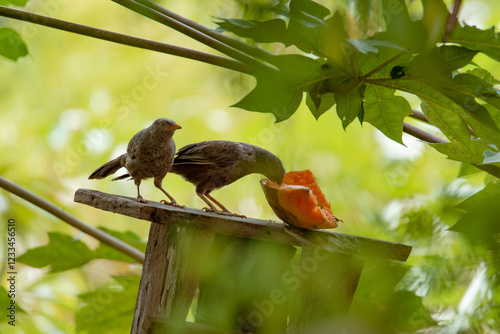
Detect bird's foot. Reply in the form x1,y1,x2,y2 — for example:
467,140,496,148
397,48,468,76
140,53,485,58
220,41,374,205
160,199,186,208
137,196,148,203
202,207,246,218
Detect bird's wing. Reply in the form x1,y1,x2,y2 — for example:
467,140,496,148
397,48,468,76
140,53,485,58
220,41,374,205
174,141,244,168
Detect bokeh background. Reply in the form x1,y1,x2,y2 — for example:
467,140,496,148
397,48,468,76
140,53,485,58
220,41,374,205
1,0,500,333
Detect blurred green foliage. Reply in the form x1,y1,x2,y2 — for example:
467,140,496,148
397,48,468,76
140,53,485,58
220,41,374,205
1,0,500,333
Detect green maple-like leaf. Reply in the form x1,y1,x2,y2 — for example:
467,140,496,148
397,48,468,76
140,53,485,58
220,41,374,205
233,54,324,121
362,85,412,144
17,233,96,273
0,28,28,61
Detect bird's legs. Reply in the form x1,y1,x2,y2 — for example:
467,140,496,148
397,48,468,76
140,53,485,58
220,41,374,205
197,191,246,218
154,178,184,207
134,179,148,203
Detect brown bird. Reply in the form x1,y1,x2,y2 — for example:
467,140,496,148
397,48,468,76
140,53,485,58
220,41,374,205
88,118,181,205
170,140,286,216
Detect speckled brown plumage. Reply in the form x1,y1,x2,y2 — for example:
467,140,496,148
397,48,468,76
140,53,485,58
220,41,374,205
170,140,285,216
88,118,181,205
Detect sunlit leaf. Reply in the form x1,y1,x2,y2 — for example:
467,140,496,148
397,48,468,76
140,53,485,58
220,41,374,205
449,24,500,62
0,28,28,61
17,233,95,273
363,84,412,144
483,150,500,165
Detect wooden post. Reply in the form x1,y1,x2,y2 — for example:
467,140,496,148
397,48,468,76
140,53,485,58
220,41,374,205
131,222,214,334
74,189,413,334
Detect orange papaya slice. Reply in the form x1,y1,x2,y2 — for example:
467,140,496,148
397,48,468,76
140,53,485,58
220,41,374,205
261,170,341,229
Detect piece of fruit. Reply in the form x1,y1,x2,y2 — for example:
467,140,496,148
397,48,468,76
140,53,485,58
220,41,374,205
261,170,341,229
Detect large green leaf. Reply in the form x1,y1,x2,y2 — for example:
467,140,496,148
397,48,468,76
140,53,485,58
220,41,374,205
17,233,96,273
449,25,500,62
76,275,140,333
334,84,365,129
233,54,324,121
0,28,28,61
406,45,478,79
429,140,492,164
363,84,412,144
385,79,500,148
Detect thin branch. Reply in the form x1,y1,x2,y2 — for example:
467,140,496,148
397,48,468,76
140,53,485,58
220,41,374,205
112,0,273,72
134,0,276,63
443,0,462,42
403,122,447,143
0,176,145,263
409,110,431,124
0,6,253,74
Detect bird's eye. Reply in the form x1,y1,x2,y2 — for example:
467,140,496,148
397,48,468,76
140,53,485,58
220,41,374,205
161,123,165,126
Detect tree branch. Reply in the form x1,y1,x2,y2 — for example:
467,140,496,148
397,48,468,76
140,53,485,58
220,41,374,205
0,176,145,263
0,5,253,74
443,0,462,42
133,0,276,63
111,0,273,72
403,122,447,143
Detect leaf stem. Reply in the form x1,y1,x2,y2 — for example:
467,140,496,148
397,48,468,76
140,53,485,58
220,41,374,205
0,176,145,263
111,0,272,72
0,5,253,74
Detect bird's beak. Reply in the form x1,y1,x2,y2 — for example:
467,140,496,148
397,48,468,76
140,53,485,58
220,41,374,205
172,124,182,130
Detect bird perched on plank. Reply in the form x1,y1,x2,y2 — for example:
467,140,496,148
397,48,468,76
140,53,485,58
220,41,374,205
88,118,182,205
169,140,286,217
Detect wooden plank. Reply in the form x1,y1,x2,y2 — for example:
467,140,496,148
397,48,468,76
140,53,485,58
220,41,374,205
74,188,412,261
287,250,364,334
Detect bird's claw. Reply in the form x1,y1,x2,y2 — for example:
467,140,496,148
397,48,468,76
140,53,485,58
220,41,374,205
137,197,148,203
202,207,245,218
160,200,185,208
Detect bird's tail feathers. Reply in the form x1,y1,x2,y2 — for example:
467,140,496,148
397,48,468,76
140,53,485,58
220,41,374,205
88,154,126,180
112,173,131,181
